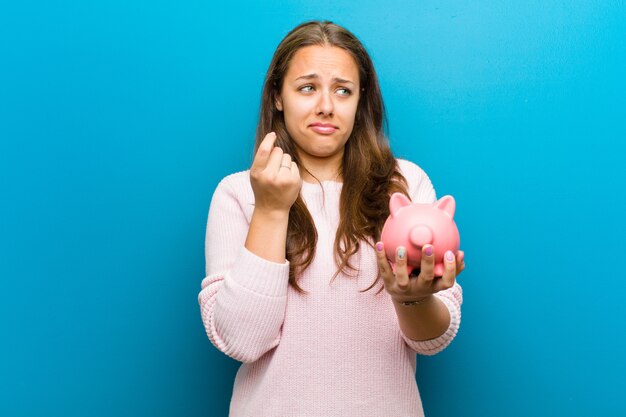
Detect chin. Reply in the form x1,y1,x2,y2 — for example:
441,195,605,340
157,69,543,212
310,147,343,158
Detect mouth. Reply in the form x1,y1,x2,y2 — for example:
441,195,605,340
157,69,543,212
309,123,338,135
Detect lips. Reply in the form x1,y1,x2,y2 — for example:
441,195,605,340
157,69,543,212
309,122,338,135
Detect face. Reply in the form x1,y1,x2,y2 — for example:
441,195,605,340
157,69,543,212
276,45,360,174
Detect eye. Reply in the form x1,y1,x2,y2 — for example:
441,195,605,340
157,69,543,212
336,88,352,96
299,85,314,93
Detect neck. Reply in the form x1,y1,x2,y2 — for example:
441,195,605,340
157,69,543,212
298,153,343,184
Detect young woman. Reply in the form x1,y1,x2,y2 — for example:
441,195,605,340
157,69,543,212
199,20,465,417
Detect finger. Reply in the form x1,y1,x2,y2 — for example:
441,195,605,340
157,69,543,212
420,245,435,281
434,250,457,291
251,132,277,171
456,250,465,273
266,146,284,173
290,160,301,180
278,153,292,173
395,246,410,290
374,241,394,286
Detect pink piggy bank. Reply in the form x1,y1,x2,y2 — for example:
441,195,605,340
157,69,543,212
381,193,460,277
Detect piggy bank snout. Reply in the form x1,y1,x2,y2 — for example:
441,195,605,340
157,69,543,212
409,225,433,247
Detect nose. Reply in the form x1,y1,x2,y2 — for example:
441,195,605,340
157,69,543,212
315,90,334,116
409,225,433,248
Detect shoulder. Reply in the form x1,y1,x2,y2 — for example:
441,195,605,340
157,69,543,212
396,158,429,181
209,170,255,217
395,158,437,203
216,169,252,193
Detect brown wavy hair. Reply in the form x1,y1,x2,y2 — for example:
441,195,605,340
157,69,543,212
254,20,409,293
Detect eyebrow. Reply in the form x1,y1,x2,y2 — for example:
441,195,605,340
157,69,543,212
293,73,355,85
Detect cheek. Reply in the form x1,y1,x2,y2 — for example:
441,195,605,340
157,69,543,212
341,102,359,128
283,97,311,119
283,109,305,134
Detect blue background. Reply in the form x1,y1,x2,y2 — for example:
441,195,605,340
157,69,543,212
1,1,625,416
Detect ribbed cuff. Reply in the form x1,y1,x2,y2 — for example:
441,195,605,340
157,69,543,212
228,246,290,297
402,293,461,355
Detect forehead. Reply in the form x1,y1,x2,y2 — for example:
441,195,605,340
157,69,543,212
284,45,359,82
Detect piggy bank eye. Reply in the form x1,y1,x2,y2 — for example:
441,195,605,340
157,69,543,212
409,269,421,278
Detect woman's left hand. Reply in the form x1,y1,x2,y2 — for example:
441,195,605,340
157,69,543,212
375,242,465,303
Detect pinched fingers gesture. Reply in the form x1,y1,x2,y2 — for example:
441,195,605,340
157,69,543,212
250,132,302,212
375,242,465,303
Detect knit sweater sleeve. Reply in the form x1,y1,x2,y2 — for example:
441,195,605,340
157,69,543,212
198,172,290,363
396,159,464,356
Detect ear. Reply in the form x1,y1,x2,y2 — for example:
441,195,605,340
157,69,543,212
389,193,412,217
275,94,283,111
434,195,456,218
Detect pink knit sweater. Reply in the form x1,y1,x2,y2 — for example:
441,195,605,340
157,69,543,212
199,159,463,417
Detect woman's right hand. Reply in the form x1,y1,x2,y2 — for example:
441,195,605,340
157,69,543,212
249,132,302,214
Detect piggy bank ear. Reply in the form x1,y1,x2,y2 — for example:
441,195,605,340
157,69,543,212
389,193,412,217
434,195,456,218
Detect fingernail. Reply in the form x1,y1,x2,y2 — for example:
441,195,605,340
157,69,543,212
445,250,454,262
424,246,433,257
397,247,406,260
376,242,384,252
